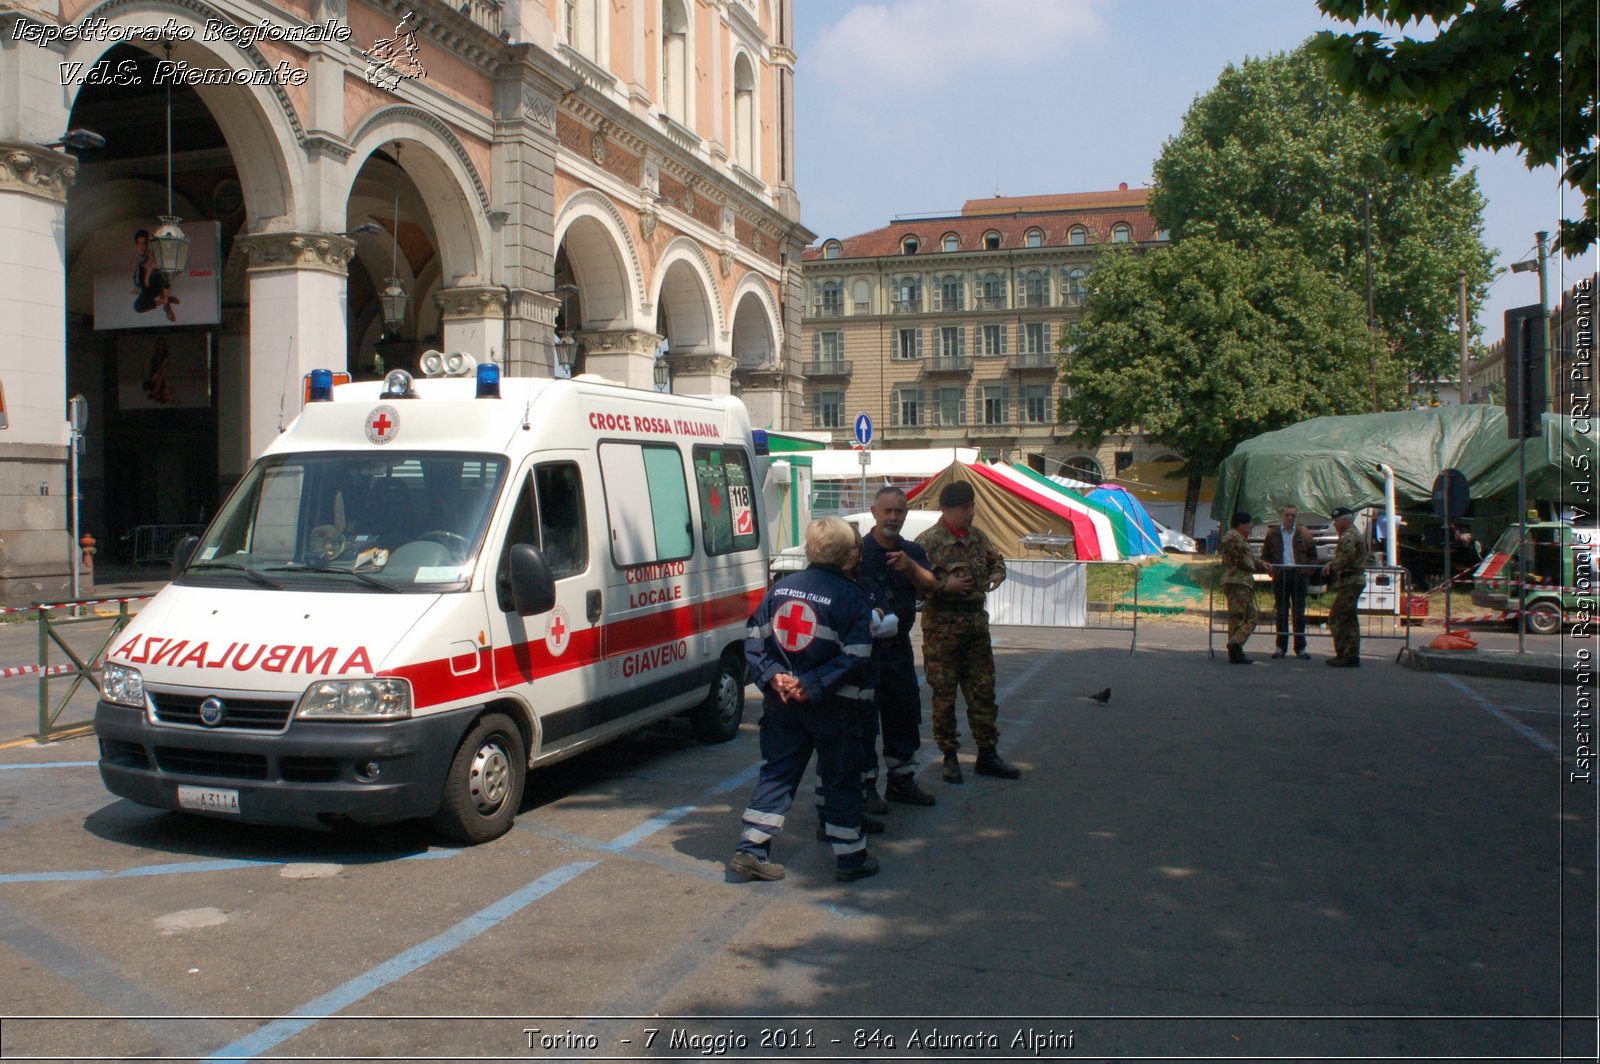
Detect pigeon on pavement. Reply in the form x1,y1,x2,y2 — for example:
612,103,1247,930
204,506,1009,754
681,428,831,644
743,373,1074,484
1088,687,1112,704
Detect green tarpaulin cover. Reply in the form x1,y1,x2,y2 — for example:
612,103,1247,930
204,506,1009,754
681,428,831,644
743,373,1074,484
1211,406,1594,532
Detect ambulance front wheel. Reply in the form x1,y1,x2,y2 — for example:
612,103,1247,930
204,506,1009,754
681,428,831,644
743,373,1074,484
1523,601,1563,635
691,651,745,743
432,712,526,844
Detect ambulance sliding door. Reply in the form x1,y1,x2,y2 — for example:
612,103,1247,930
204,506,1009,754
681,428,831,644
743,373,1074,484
488,457,605,752
596,441,705,720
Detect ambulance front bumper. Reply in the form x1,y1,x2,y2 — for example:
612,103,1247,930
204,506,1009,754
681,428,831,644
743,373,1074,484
94,701,478,829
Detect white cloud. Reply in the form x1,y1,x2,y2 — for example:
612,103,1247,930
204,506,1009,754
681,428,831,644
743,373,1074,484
808,0,1107,94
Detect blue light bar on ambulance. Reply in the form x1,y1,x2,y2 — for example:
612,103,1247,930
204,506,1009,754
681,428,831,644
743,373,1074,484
308,369,334,402
476,362,501,399
751,429,769,456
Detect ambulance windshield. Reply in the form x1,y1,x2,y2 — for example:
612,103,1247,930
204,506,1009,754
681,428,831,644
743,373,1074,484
181,451,508,592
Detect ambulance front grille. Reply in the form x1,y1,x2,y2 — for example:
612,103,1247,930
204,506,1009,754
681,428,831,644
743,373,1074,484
150,693,295,731
154,746,268,780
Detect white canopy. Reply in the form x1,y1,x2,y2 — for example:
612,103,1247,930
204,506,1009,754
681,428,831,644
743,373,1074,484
807,447,981,480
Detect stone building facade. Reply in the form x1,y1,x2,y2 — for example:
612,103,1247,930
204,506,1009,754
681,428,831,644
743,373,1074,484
798,186,1174,481
0,0,808,603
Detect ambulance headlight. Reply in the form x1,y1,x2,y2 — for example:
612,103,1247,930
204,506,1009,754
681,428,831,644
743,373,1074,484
100,664,145,708
295,678,412,720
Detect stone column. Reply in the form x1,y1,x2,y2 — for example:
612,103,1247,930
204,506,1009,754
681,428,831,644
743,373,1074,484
435,285,508,365
666,351,739,397
577,329,662,390
233,231,355,459
734,367,789,430
0,142,77,604
493,65,564,372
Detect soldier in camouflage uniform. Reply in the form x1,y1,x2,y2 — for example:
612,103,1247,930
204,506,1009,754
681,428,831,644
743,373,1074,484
1219,511,1270,664
1323,506,1366,667
915,480,1021,784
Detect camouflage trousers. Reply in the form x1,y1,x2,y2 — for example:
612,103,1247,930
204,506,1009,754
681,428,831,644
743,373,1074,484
1329,581,1362,661
922,613,999,753
1223,583,1258,646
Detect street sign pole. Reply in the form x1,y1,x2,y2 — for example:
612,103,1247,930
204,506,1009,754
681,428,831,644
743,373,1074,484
853,412,874,512
1443,475,1452,631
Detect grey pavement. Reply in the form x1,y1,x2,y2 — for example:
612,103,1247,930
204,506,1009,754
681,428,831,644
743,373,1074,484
0,622,1593,1061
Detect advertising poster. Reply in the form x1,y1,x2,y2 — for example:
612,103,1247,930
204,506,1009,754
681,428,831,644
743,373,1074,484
117,332,211,410
94,221,222,330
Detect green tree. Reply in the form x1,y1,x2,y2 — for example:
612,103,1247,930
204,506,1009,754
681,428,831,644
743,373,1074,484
1314,0,1597,254
1149,44,1494,388
1058,239,1395,533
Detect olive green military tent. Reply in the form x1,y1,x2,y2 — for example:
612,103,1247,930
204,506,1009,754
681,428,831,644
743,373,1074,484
1211,406,1594,534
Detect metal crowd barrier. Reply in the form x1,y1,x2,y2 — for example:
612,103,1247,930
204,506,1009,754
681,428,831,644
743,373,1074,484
125,523,206,565
1206,565,1414,661
989,557,1141,653
0,596,150,741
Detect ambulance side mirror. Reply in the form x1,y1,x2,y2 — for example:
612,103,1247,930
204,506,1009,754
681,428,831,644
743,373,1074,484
507,543,556,616
172,535,200,577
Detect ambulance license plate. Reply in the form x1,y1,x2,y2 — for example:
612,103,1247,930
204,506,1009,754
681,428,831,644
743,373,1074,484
177,785,240,814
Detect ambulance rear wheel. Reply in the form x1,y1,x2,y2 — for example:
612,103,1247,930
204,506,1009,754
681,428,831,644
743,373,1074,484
432,712,525,844
691,651,744,743
1524,601,1563,635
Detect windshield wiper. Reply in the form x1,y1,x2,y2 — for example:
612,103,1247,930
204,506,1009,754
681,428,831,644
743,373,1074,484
184,560,285,589
264,564,402,593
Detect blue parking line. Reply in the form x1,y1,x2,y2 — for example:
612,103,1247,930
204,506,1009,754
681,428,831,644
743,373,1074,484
0,761,97,771
0,849,458,886
202,860,599,1063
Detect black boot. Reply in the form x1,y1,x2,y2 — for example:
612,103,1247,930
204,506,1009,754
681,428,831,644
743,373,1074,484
975,746,1021,779
941,752,964,784
862,779,889,815
885,774,937,806
1227,642,1252,665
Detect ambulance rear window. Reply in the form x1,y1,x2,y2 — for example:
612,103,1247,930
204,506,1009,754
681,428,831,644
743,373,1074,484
694,445,760,555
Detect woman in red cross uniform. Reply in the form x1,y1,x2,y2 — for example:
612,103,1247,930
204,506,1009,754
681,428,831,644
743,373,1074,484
729,517,880,884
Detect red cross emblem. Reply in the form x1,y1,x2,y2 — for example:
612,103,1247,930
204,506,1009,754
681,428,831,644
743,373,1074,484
365,405,400,445
709,490,723,514
545,605,571,656
773,601,817,651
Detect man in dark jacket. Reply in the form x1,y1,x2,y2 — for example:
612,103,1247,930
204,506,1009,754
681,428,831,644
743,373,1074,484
1261,504,1319,659
858,486,938,810
730,517,880,883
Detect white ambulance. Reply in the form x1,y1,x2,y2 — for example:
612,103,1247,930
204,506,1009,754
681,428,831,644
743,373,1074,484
95,359,767,843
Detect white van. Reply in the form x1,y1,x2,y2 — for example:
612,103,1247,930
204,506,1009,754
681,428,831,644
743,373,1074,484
95,361,767,843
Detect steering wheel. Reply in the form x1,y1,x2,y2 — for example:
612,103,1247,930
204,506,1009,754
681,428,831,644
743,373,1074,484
308,525,347,562
417,530,469,561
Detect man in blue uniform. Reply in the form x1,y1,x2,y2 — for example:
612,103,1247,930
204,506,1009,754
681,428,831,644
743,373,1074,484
730,517,881,883
858,486,938,809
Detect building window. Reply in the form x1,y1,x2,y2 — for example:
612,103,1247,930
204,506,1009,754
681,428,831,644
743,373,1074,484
1111,222,1133,243
892,387,923,427
1064,268,1087,307
1025,228,1043,248
1022,269,1048,307
936,386,966,426
816,389,843,428
1023,322,1049,354
1067,226,1088,246
980,323,1007,356
564,0,600,59
942,233,960,252
980,385,1009,425
894,327,923,360
823,240,842,259
983,231,1001,250
733,52,756,174
1022,383,1051,423
901,235,920,255
936,274,963,311
938,325,965,359
815,281,842,317
1061,455,1102,482
813,330,843,362
978,272,1006,309
661,0,690,124
892,276,923,312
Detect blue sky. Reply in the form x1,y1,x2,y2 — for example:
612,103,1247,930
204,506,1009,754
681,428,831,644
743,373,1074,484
792,0,1587,338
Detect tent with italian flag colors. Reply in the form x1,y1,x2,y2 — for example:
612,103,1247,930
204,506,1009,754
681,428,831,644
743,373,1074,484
999,462,1139,559
904,459,1111,561
981,461,1124,561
